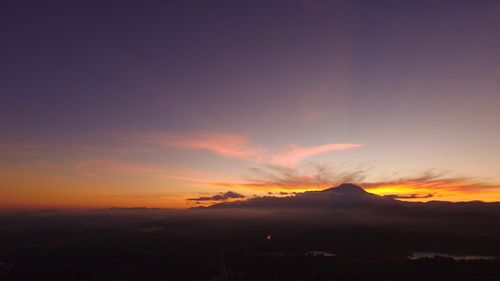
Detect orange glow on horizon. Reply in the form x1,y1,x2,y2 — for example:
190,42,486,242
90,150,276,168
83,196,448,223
2,161,500,211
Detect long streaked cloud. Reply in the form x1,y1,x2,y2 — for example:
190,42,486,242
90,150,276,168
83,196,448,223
134,132,362,167
361,173,500,201
272,143,363,168
138,133,266,161
2,133,362,170
187,191,245,202
383,193,435,200
362,170,497,194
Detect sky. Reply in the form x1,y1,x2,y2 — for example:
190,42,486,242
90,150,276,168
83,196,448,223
1,0,500,209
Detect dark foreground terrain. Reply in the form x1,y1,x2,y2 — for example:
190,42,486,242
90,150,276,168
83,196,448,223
2,205,500,281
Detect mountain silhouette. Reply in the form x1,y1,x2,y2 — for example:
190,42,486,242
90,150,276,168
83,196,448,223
322,183,370,195
207,183,392,209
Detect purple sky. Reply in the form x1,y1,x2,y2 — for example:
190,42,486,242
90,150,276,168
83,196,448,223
1,0,500,208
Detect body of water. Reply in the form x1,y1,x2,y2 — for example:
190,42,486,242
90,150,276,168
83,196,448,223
410,252,497,260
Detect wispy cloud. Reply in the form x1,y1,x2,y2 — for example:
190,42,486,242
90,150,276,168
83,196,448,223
360,171,500,201
213,163,368,191
138,133,266,161
133,132,362,168
363,170,496,194
272,143,363,168
212,166,500,201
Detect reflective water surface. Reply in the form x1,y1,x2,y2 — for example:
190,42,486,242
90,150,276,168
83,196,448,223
410,252,497,260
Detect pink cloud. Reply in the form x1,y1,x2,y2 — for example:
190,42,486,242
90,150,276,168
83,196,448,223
131,132,362,168
139,133,266,161
272,143,363,168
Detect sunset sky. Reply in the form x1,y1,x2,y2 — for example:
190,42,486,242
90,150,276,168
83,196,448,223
1,0,500,209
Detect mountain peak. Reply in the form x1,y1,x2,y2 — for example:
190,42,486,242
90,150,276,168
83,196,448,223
323,183,368,195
